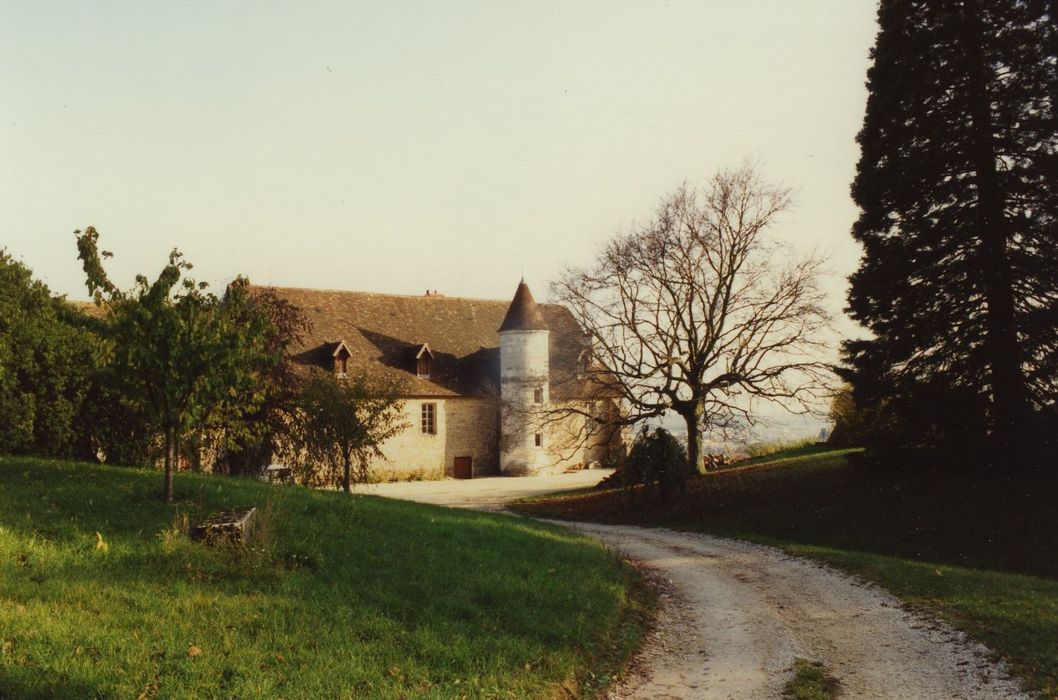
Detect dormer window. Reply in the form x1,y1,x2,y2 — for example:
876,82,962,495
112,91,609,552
414,343,434,378
332,340,352,377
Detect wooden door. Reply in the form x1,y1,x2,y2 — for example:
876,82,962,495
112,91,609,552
453,456,473,480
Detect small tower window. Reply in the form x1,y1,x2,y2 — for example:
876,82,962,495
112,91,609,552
533,387,544,404
534,433,543,447
421,403,437,435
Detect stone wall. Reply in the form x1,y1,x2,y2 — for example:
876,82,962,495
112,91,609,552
369,397,499,479
443,397,500,477
541,399,622,471
367,395,612,480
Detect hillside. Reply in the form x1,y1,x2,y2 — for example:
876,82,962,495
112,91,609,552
0,458,650,698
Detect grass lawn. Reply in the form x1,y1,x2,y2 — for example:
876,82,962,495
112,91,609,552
513,448,1058,698
0,457,653,699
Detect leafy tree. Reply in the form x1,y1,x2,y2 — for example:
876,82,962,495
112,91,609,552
291,370,407,492
0,250,102,457
84,381,159,468
826,385,883,449
844,0,1058,468
76,227,277,502
553,164,831,473
215,286,310,477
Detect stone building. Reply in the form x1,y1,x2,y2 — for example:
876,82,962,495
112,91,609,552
268,281,621,479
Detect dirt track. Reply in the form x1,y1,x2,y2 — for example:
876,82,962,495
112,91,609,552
561,522,1030,700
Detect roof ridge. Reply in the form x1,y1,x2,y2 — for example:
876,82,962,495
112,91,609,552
249,284,563,307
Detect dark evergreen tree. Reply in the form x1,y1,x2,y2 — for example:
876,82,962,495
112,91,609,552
844,0,1058,468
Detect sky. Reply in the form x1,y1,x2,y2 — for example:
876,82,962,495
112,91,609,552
2,1,879,439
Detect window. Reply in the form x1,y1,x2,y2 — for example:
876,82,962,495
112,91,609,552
533,387,544,404
534,433,543,447
421,403,437,435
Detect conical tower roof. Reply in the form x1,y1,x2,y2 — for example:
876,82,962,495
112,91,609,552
498,280,549,332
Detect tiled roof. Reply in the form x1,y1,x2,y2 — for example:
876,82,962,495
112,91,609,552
68,299,110,319
498,280,549,331
256,285,595,399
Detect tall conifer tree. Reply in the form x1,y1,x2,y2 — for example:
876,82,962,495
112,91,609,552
845,0,1057,466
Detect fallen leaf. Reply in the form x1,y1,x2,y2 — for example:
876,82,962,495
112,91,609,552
188,645,202,658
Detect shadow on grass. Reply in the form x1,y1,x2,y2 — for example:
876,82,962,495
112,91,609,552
0,674,102,700
516,450,1058,580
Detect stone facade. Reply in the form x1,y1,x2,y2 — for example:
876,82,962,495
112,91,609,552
265,280,623,480
366,397,500,479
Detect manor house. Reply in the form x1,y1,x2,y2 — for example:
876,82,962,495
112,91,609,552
268,281,620,479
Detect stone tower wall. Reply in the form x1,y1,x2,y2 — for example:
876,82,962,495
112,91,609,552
499,329,551,474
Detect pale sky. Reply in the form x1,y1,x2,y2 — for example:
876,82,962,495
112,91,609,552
3,0,877,316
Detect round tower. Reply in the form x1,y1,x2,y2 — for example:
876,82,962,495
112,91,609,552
498,280,550,475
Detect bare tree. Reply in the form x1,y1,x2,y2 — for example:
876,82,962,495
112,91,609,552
551,163,831,472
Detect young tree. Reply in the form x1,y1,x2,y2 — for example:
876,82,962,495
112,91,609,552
76,227,276,502
552,164,831,473
845,0,1058,467
291,370,407,493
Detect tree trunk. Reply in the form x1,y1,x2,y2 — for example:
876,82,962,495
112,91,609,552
682,409,705,474
342,452,351,494
163,428,175,503
963,3,1027,468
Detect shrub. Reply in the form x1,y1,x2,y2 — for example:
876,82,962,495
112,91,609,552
618,427,693,503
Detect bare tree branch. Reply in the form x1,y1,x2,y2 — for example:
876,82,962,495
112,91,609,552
550,162,833,471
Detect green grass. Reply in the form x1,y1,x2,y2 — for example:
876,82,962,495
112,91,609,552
783,659,839,700
513,448,1058,698
0,457,652,699
731,442,836,468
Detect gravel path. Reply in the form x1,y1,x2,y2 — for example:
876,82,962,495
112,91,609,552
351,469,612,510
560,522,1031,700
